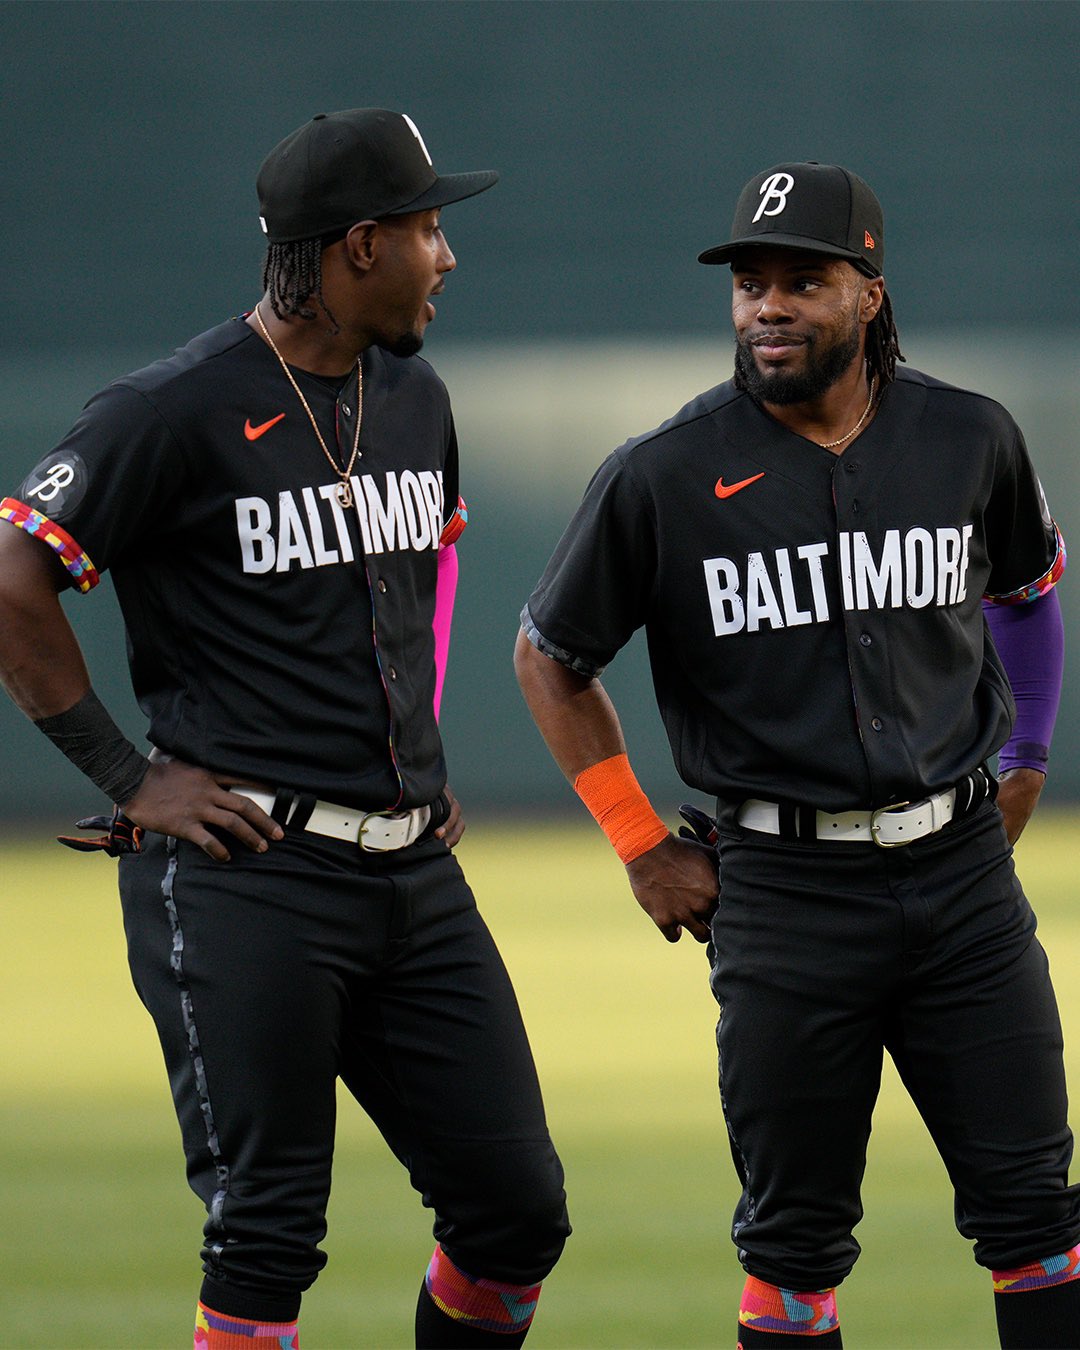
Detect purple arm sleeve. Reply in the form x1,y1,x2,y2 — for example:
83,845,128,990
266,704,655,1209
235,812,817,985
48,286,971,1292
983,587,1065,775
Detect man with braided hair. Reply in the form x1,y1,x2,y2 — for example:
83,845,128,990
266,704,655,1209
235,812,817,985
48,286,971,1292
516,162,1078,1346
0,108,567,1348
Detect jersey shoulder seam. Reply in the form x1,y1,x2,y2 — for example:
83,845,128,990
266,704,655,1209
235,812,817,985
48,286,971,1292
104,321,257,470
611,382,745,514
99,381,195,474
895,365,1015,418
613,381,744,462
114,321,252,390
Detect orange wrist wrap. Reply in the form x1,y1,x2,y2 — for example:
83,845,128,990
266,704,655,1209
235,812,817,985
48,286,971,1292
573,753,668,864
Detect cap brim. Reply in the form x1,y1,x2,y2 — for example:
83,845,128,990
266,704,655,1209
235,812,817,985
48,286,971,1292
384,170,499,216
698,232,879,276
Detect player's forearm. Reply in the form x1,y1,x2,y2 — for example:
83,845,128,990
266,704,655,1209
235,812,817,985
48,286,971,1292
0,524,151,804
513,628,626,781
0,526,91,719
995,766,1044,845
983,589,1064,775
514,627,669,866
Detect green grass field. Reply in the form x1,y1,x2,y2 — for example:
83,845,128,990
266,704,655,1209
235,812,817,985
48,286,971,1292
3,812,1080,1349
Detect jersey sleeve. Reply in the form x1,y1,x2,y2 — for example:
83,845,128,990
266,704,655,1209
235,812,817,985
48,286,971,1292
1,382,190,591
522,450,656,677
983,422,1066,604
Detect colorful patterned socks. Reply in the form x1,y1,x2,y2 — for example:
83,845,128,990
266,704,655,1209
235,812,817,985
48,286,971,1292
738,1276,842,1346
417,1243,542,1347
993,1245,1080,1348
194,1302,299,1349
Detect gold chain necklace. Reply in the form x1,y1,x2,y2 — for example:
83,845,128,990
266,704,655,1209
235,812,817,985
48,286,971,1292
254,302,362,508
817,375,877,450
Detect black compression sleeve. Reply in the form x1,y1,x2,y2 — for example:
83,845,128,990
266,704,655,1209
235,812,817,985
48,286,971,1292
34,689,150,805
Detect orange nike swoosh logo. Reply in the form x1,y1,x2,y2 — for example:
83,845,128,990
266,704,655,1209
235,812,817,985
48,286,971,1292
715,472,765,499
244,413,286,441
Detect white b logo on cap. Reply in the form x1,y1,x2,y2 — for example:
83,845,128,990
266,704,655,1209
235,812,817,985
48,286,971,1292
402,114,433,167
752,172,795,223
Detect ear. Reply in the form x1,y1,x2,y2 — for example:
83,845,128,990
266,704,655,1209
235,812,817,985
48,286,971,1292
860,275,885,324
343,220,378,273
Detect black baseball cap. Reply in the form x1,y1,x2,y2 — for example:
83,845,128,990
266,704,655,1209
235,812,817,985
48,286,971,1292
698,162,884,277
257,108,498,243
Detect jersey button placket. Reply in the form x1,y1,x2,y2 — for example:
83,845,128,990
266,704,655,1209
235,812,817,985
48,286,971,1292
833,457,889,775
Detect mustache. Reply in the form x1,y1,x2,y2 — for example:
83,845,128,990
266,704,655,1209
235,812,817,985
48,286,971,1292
744,330,813,347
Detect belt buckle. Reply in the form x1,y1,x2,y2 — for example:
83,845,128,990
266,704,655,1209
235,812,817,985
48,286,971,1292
358,808,400,852
870,800,912,849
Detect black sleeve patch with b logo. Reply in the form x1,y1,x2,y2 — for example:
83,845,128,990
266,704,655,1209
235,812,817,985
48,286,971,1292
18,451,90,521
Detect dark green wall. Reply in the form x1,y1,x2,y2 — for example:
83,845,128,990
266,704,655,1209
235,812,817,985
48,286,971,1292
2,1,1078,819
4,1,1076,345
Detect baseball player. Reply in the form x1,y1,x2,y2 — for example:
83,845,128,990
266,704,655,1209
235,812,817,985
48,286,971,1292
0,109,568,1349
515,163,1078,1347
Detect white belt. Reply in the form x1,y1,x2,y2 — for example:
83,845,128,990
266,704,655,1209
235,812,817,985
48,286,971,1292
737,788,958,848
231,789,431,852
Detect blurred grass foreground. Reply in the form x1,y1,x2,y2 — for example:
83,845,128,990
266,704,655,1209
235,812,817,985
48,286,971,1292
3,813,1079,1348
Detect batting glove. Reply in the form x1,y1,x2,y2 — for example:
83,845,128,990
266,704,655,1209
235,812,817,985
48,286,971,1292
57,805,144,857
677,802,718,848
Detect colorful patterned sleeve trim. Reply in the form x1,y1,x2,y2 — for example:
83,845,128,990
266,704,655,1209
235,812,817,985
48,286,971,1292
984,522,1066,606
439,495,468,548
0,497,100,592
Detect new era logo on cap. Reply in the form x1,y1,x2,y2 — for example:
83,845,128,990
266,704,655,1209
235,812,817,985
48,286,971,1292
698,162,884,277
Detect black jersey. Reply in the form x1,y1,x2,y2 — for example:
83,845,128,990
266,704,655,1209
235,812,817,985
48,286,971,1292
3,317,460,809
523,367,1064,812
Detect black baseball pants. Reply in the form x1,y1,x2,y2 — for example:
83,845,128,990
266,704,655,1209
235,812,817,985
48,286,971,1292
119,829,569,1322
709,799,1080,1291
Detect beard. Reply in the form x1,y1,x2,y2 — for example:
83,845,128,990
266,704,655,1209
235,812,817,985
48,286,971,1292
734,309,861,405
379,330,425,358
